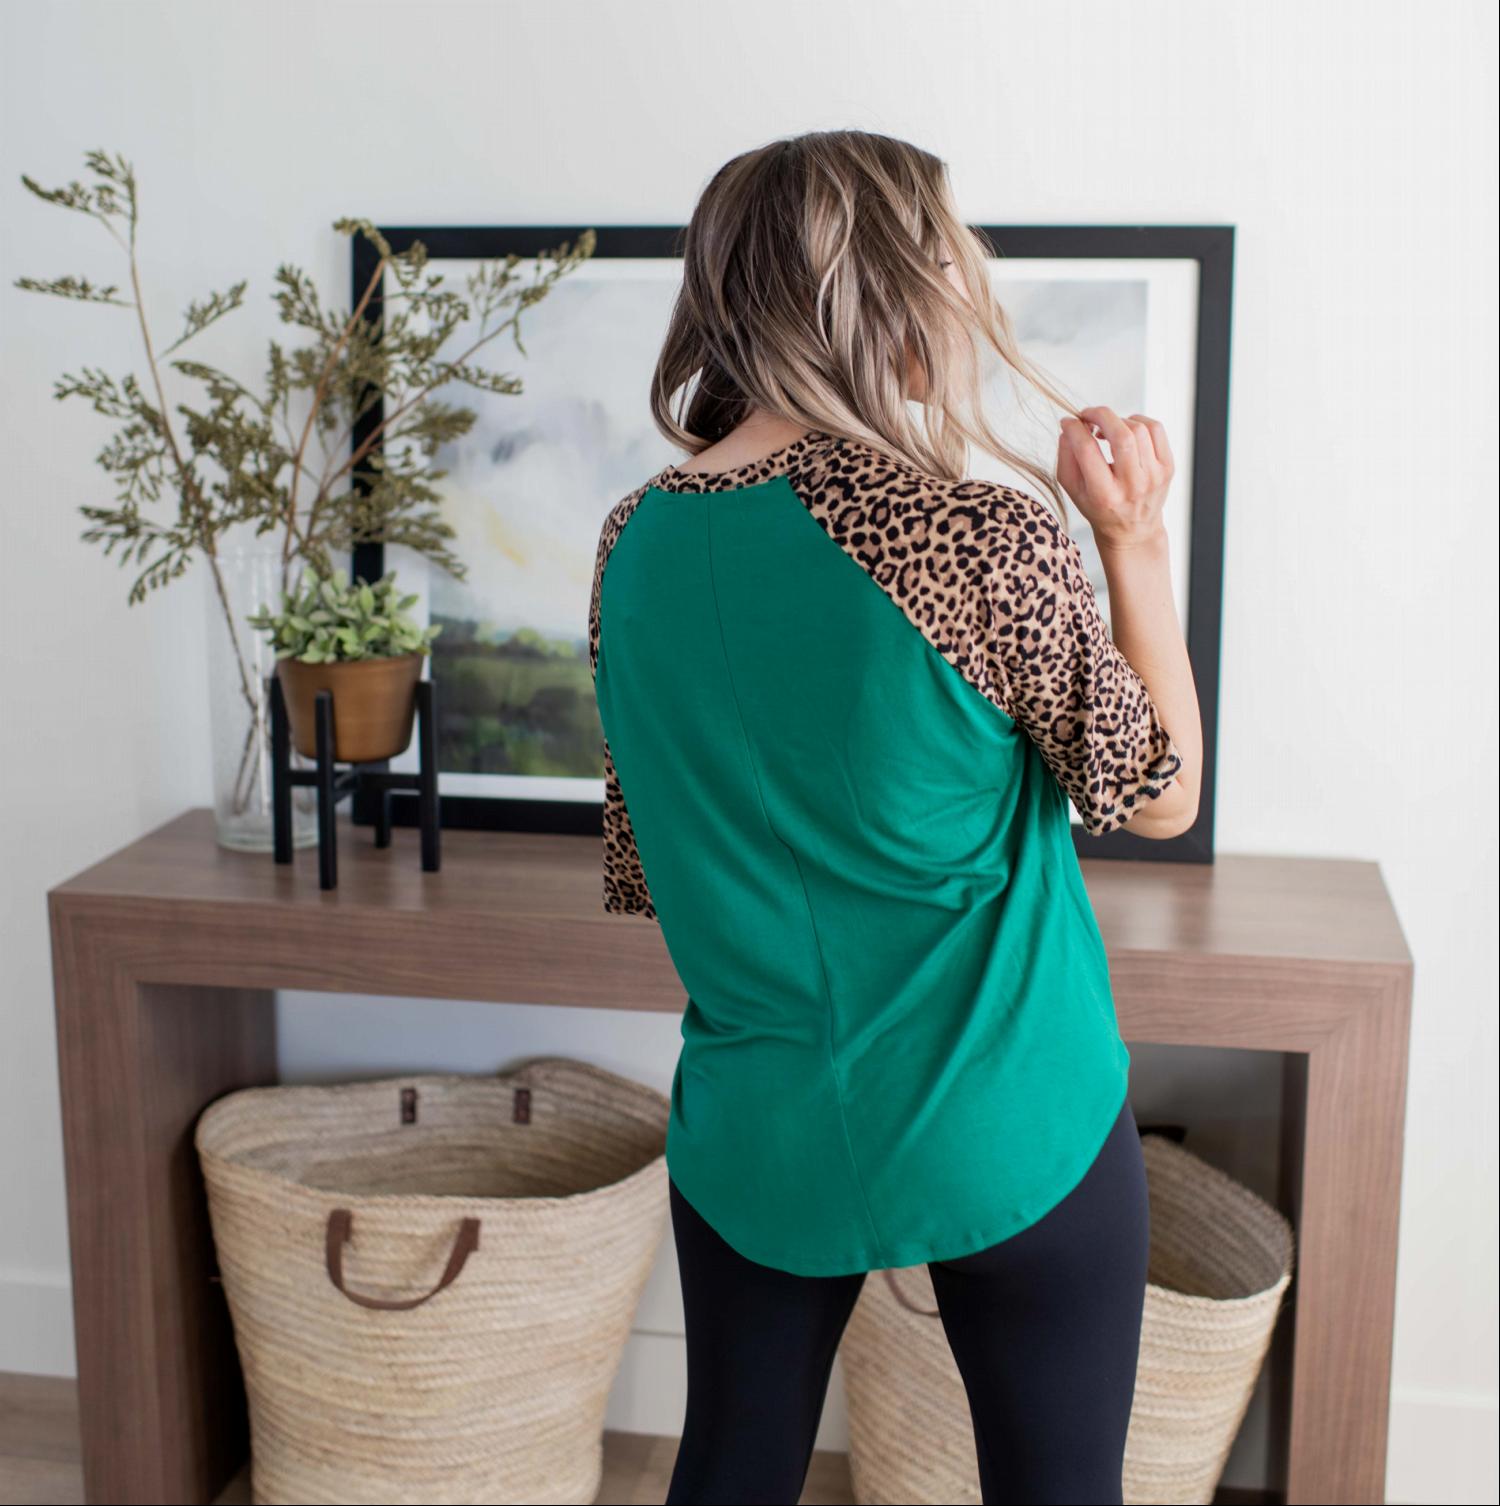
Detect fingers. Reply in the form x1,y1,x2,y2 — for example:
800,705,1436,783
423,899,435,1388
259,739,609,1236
1128,419,1158,478
1059,415,1118,501
1127,413,1174,472
1056,425,1084,500
1078,405,1147,493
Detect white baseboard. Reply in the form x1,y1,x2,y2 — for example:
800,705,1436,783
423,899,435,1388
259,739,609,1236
1387,1387,1499,1506
7,1269,1493,1506
0,1268,75,1378
609,1333,1500,1503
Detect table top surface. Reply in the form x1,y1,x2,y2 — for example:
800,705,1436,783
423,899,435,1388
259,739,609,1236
50,807,1412,970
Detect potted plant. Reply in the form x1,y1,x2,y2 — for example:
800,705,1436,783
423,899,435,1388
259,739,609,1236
248,567,440,763
15,148,594,848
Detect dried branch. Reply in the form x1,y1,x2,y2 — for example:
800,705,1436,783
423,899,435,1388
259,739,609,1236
16,147,595,660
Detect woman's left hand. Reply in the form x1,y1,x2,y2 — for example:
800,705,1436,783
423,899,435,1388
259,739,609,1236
1056,406,1174,553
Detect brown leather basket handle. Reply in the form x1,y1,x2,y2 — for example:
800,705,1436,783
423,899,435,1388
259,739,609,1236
325,1208,481,1311
883,1267,940,1317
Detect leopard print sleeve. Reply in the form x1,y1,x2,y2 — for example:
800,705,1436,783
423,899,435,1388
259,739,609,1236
978,489,1183,837
767,436,1180,840
599,736,656,917
589,482,658,920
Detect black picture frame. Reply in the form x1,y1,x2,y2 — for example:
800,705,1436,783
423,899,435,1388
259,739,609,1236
351,224,1232,864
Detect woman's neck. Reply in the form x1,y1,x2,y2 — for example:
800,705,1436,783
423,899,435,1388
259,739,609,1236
675,410,815,475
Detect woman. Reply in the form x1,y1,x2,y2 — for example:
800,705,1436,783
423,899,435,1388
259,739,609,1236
588,129,1202,1506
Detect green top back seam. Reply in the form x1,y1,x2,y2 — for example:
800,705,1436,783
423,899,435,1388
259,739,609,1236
700,493,890,1266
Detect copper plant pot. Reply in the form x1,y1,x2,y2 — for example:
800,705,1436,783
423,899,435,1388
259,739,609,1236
276,653,423,764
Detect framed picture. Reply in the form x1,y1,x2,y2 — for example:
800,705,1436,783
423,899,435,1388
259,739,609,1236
351,224,1231,862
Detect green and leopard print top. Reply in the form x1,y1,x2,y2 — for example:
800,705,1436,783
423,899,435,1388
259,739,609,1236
589,427,1181,1275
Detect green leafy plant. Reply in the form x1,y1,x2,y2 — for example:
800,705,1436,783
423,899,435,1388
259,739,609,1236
248,567,441,665
15,149,594,599
15,147,593,818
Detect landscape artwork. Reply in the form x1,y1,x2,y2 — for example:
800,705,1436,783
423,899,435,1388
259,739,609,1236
365,227,1224,859
379,256,683,804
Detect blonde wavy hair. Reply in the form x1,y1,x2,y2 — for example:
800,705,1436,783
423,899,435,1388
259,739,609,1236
651,130,1085,530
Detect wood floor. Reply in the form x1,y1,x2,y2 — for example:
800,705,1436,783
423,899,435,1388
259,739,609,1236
0,1371,1275,1505
0,1371,857,1506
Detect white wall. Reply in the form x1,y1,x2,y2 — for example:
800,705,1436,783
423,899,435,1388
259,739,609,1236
2,3,1495,1502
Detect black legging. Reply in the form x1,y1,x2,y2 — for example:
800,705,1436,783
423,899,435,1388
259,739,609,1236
665,1096,1150,1506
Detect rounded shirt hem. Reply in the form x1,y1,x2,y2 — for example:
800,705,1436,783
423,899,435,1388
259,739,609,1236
666,1064,1132,1278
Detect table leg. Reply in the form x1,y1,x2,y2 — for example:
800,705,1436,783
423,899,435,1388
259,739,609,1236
1284,972,1411,1503
51,920,276,1505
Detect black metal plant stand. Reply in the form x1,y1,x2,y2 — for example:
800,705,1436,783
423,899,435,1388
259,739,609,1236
268,674,441,890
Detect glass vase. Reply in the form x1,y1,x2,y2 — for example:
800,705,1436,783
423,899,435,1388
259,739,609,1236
205,539,318,852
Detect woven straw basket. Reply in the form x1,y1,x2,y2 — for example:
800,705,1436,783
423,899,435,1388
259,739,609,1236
841,1132,1295,1506
195,1056,670,1506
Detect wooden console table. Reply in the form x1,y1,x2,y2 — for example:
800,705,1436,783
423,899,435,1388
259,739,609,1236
47,807,1412,1505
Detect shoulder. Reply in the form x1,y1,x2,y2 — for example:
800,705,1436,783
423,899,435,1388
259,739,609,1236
804,434,1064,529
793,433,1077,580
593,475,660,570
602,474,659,529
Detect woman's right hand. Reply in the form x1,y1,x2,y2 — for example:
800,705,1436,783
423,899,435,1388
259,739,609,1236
1055,404,1201,839
1057,406,1174,554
